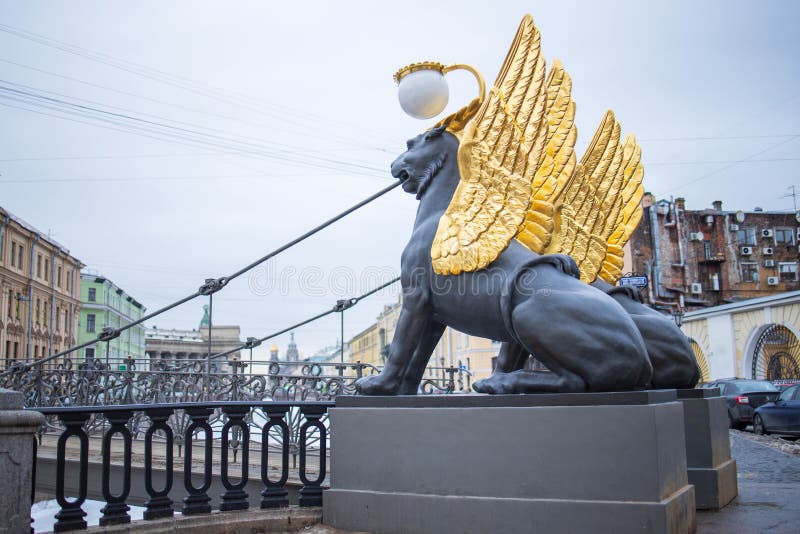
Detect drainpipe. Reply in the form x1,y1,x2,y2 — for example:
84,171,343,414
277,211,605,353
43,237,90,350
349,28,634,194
644,260,656,305
0,215,9,263
48,249,61,363
674,202,687,290
649,205,664,298
68,267,76,353
663,199,686,267
26,236,40,361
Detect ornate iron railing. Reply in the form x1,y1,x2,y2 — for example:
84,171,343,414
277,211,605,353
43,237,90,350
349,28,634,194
33,401,332,531
1,355,472,410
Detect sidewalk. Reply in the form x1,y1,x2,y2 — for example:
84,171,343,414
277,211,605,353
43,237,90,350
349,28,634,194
697,431,800,533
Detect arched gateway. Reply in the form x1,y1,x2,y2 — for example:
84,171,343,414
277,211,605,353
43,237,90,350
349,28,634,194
688,338,710,383
750,323,800,382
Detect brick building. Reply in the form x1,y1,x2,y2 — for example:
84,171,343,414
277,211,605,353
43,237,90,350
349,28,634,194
626,195,800,312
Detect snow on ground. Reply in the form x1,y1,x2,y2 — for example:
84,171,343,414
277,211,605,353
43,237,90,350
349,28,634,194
31,499,145,533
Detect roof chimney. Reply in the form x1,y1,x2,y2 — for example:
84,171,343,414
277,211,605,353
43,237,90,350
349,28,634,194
712,200,723,211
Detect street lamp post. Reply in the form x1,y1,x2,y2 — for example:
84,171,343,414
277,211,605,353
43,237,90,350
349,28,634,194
672,306,684,328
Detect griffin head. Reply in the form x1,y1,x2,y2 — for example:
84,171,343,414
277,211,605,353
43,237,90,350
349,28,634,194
391,125,450,200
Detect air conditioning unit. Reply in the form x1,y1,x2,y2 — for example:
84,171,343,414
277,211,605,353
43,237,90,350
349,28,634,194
765,259,776,267
763,247,774,255
690,283,702,294
762,229,774,238
689,232,703,242
741,246,753,255
767,276,779,286
730,223,739,231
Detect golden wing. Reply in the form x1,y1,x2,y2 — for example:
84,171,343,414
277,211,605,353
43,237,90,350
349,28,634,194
515,59,577,253
549,111,644,283
597,135,644,284
431,14,549,275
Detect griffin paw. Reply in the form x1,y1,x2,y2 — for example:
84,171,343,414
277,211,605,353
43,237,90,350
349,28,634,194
473,373,515,394
355,374,401,396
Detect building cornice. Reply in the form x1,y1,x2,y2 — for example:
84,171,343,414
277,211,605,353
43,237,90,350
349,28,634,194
683,290,800,322
80,302,143,324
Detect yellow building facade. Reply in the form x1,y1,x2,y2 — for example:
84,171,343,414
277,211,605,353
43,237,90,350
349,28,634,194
1,207,84,370
682,290,800,382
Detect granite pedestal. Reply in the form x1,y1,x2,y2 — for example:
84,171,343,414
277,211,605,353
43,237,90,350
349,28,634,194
1,388,45,533
324,391,696,534
677,388,738,510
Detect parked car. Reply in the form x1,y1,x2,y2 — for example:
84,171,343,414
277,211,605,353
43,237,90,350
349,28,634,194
701,378,780,430
753,384,800,437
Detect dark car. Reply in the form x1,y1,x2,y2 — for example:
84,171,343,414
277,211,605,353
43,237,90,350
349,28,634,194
702,379,780,430
754,384,800,437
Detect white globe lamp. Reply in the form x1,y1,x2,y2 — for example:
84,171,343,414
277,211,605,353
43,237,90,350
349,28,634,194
394,62,486,122
397,68,449,119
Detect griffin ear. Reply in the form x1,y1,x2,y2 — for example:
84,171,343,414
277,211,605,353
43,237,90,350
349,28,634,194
424,124,448,140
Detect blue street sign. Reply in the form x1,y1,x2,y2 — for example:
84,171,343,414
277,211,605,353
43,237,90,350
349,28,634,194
619,276,648,288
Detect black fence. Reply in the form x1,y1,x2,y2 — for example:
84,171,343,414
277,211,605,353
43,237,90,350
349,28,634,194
33,400,332,532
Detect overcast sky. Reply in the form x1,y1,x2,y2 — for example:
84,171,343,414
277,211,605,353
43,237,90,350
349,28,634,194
1,1,798,358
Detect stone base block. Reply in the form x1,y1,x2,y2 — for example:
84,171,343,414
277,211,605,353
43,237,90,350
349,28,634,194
688,458,738,510
325,485,695,534
324,392,696,534
677,388,738,510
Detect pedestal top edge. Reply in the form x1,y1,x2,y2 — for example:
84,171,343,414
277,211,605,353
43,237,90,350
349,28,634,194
336,389,689,408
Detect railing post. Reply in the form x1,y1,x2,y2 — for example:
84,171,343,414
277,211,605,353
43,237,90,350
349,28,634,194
99,409,133,526
260,405,290,508
143,408,174,519
0,389,44,533
181,406,214,515
54,410,90,532
298,404,327,507
220,405,250,511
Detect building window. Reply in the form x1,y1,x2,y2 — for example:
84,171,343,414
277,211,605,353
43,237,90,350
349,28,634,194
34,346,38,358
779,262,799,282
35,298,40,324
85,347,95,359
17,245,23,270
44,258,49,281
86,314,96,333
6,290,11,318
43,301,48,327
57,266,62,288
36,254,42,278
88,287,96,302
14,294,20,319
4,340,10,361
703,241,712,260
775,228,795,246
740,262,759,283
55,306,60,330
10,241,15,267
737,227,757,246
